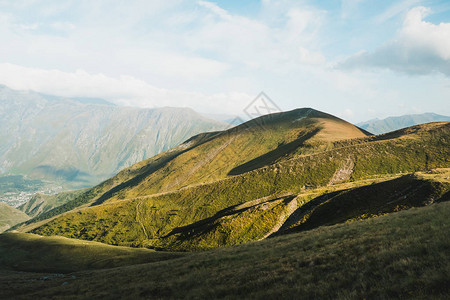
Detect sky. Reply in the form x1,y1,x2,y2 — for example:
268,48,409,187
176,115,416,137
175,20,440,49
0,0,449,123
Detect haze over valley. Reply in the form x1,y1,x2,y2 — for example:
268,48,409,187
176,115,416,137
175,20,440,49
0,85,226,207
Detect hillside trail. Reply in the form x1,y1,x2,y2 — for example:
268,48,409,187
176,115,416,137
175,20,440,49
260,196,299,240
135,201,149,240
267,191,341,238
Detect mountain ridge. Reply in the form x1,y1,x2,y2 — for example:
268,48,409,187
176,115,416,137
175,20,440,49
0,85,227,205
19,107,449,250
357,112,450,134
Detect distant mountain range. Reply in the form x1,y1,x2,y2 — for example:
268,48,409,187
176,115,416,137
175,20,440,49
0,85,227,200
357,113,450,134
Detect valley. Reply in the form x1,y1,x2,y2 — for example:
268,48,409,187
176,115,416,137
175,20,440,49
0,85,227,206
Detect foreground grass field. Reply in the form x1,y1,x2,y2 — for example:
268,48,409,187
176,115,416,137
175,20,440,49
0,233,181,273
1,201,449,299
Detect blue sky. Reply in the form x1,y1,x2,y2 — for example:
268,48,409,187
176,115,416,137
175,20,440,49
0,0,449,122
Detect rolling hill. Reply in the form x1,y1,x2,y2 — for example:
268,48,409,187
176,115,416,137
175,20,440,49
357,112,450,134
17,108,368,221
2,201,449,299
0,203,29,233
18,189,86,218
0,85,227,205
15,108,449,251
0,232,180,273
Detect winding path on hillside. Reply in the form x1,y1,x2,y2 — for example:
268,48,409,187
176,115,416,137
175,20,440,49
135,201,149,240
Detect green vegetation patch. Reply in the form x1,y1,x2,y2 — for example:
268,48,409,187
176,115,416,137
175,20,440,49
4,201,450,299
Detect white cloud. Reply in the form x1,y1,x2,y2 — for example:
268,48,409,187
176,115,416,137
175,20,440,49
115,48,230,80
197,1,231,20
187,1,326,71
374,0,421,23
339,6,450,76
0,63,252,114
298,46,326,65
402,7,450,60
18,22,39,30
0,0,328,95
341,108,354,118
1,0,448,122
50,22,75,31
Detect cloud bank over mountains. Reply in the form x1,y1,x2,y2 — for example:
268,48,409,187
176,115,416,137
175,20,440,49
339,6,450,76
0,1,449,121
0,63,251,114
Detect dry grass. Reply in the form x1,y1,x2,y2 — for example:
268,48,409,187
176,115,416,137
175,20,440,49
1,201,449,299
0,233,182,273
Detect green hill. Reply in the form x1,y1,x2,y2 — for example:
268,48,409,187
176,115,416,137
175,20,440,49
18,108,368,225
33,108,370,207
2,201,450,299
0,203,29,233
18,189,86,218
22,108,449,250
0,232,181,273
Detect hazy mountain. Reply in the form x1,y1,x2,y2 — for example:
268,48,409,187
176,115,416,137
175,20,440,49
201,113,247,125
21,108,449,251
0,85,227,193
357,112,450,134
0,202,30,233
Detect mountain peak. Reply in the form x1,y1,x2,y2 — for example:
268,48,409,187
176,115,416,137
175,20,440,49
228,107,369,143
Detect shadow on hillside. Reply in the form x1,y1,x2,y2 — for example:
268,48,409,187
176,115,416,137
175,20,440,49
164,195,296,240
273,174,450,237
91,131,232,206
268,191,343,238
92,153,189,206
228,128,320,176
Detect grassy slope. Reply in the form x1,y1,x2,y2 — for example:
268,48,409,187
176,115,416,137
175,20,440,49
24,108,369,223
2,201,450,299
18,189,86,218
105,108,369,199
284,171,450,233
30,122,450,249
0,232,182,273
156,170,450,250
0,203,29,233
